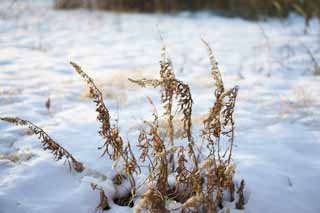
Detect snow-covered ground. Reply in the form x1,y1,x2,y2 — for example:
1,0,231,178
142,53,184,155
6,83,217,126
0,0,320,213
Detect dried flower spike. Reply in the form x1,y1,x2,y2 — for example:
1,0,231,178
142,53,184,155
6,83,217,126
0,117,84,172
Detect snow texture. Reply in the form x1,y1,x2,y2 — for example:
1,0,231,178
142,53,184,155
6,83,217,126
0,0,320,213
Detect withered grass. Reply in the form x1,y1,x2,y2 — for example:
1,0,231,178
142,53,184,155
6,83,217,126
1,41,245,212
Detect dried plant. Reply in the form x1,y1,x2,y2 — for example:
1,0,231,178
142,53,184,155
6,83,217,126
0,117,84,172
1,42,245,212
197,40,241,211
70,62,117,159
129,47,193,144
129,48,193,189
134,187,169,213
142,111,168,196
169,146,194,204
187,142,202,196
71,62,139,174
132,42,243,212
70,61,140,206
175,147,188,185
182,194,204,212
137,129,151,163
201,39,239,165
236,179,245,210
132,97,173,212
91,183,111,211
122,141,141,195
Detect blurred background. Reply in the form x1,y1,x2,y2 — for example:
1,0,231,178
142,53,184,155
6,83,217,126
54,0,320,20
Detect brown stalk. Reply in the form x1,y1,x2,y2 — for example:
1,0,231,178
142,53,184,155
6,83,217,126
148,123,168,196
136,104,168,209
202,39,224,96
187,142,202,196
222,86,239,164
236,179,245,210
91,183,111,211
129,47,193,143
0,117,84,172
175,146,188,184
70,62,117,159
71,62,140,201
201,40,239,165
122,141,141,194
203,159,217,213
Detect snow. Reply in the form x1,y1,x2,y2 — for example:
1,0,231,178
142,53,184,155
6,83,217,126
0,0,320,213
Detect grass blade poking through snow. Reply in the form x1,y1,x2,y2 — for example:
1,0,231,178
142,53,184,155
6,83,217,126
201,39,239,165
0,117,84,172
70,61,124,160
70,61,140,205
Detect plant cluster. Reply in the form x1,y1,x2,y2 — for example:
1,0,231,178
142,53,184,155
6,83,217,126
1,41,245,212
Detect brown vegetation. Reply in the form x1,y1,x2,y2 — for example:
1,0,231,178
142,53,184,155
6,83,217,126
0,117,84,172
54,0,320,20
1,42,245,212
